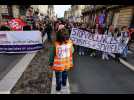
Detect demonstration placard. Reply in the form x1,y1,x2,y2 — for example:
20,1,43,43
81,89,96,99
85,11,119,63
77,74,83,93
0,31,43,53
70,28,128,53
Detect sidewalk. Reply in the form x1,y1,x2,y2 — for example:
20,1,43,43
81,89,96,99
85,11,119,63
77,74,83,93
11,41,52,94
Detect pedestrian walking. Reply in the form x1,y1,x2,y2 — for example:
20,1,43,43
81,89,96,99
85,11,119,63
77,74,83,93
46,21,53,42
49,28,74,92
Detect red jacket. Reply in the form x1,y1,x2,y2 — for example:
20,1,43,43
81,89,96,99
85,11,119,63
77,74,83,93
95,16,99,24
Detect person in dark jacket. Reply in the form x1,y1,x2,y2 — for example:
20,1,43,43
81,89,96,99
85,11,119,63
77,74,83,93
46,21,53,42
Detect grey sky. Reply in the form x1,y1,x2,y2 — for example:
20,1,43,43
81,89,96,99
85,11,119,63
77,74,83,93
54,5,71,18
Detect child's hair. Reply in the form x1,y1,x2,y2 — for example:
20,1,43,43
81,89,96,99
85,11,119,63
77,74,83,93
0,25,11,30
56,28,70,44
23,25,31,30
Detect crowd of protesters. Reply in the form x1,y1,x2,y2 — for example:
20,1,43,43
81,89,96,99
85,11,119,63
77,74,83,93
53,20,134,61
0,9,134,62
0,10,54,42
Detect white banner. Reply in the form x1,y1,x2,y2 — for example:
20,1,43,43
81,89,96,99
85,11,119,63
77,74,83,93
70,28,128,53
0,31,43,53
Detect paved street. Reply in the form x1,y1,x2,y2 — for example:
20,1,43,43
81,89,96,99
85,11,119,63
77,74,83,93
69,54,134,94
0,54,25,80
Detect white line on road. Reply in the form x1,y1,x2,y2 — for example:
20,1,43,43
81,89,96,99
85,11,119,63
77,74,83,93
128,50,133,54
119,58,134,71
108,52,134,72
0,53,37,94
0,34,47,94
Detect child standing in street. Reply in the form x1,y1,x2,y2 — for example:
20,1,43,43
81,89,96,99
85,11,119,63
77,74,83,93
49,28,74,92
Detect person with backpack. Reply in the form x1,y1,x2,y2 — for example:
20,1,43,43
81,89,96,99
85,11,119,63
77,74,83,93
45,21,53,42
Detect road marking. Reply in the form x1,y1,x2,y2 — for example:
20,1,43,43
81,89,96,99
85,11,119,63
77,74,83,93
0,34,47,94
108,50,133,58
0,53,37,94
51,71,70,94
108,53,115,58
119,58,134,71
128,50,133,54
108,52,134,72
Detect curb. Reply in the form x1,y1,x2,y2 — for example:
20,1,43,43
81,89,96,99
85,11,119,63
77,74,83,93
0,34,47,94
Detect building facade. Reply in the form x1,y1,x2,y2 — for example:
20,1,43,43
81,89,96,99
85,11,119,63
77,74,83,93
31,5,48,16
48,5,54,20
64,5,86,23
71,5,86,22
0,5,31,22
64,8,71,20
82,5,134,28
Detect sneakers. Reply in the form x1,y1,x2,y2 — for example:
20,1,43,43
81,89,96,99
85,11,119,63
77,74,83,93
79,52,81,56
91,53,95,57
82,52,84,56
56,86,61,91
93,53,96,56
56,91,61,94
79,52,85,56
55,85,67,94
105,55,109,60
102,55,105,60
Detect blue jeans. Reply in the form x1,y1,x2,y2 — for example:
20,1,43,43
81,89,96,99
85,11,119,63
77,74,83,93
55,71,68,91
122,46,128,58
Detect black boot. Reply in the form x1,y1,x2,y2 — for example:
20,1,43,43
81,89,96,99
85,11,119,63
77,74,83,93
56,86,61,91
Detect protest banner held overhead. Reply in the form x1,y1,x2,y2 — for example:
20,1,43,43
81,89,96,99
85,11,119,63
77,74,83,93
0,31,43,53
70,28,129,54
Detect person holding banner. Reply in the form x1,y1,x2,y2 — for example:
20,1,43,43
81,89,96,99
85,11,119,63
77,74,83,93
49,28,74,92
120,26,129,60
90,26,96,57
46,21,53,42
115,29,122,62
102,25,114,60
78,24,86,56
